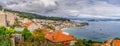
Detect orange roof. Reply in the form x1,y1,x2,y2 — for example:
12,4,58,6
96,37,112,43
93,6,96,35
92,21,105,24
41,28,51,34
24,21,32,27
113,40,120,46
45,30,75,43
103,43,110,46
93,43,101,46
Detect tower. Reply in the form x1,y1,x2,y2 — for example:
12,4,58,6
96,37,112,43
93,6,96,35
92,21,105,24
0,9,7,26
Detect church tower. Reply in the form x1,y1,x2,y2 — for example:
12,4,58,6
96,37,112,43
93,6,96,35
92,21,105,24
0,9,7,26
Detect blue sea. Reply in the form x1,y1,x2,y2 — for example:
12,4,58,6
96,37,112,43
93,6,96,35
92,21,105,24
63,21,120,41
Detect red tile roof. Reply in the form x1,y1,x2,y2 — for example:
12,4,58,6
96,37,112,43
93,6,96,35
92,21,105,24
23,21,32,27
113,40,120,46
45,30,75,43
93,43,101,46
40,28,51,34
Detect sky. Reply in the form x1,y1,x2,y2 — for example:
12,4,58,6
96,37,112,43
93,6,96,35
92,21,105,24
1,0,120,19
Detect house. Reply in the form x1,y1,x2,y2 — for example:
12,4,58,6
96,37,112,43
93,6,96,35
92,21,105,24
14,27,24,31
14,34,24,45
103,39,113,46
45,30,75,44
0,11,6,26
27,22,42,32
112,40,120,46
94,39,120,46
19,18,31,24
40,28,53,34
103,43,110,46
93,43,101,46
6,12,15,26
10,34,24,46
22,21,32,27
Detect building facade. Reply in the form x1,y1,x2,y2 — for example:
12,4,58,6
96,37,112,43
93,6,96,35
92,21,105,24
0,9,16,27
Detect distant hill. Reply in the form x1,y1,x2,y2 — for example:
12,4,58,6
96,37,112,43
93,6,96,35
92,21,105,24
0,5,3,10
68,17,120,21
0,5,70,21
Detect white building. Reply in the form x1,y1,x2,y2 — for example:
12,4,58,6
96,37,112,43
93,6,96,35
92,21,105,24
27,23,42,32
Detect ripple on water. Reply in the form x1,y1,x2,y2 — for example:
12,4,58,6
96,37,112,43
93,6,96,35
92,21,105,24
63,21,120,41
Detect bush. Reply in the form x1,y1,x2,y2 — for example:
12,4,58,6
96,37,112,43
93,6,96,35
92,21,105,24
0,26,6,35
22,28,34,41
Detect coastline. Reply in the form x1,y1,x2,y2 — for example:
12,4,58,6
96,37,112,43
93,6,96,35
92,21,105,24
62,21,120,42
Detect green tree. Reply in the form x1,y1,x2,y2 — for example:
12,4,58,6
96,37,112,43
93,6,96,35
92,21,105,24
43,25,55,30
0,26,6,35
0,5,3,10
19,13,35,19
75,39,93,46
5,28,14,36
22,28,33,41
75,39,84,46
0,26,11,46
114,37,120,40
33,29,45,42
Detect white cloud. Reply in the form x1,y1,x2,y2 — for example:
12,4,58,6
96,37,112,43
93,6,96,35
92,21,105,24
0,0,58,13
67,1,120,18
1,0,120,19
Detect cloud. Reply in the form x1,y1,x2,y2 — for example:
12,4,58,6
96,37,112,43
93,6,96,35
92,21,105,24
66,0,120,18
0,0,58,13
1,0,120,19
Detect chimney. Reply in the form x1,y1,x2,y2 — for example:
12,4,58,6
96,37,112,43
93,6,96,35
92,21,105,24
52,36,55,40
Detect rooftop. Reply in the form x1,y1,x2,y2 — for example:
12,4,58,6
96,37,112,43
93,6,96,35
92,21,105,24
93,43,101,46
113,40,120,46
45,30,75,43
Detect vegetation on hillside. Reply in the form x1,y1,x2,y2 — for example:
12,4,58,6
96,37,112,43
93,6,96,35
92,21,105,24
114,37,120,40
21,28,34,41
0,26,13,46
75,38,102,46
0,5,2,10
43,25,55,30
17,13,70,21
2,8,70,21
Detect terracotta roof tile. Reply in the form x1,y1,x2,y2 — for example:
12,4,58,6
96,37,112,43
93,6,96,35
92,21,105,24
103,43,110,46
113,40,120,46
45,30,75,43
93,43,101,46
23,21,32,27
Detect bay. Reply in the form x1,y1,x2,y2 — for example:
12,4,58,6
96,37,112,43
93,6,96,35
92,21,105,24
63,21,120,41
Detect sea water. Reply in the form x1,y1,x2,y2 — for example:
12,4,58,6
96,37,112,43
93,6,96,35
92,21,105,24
63,21,120,41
